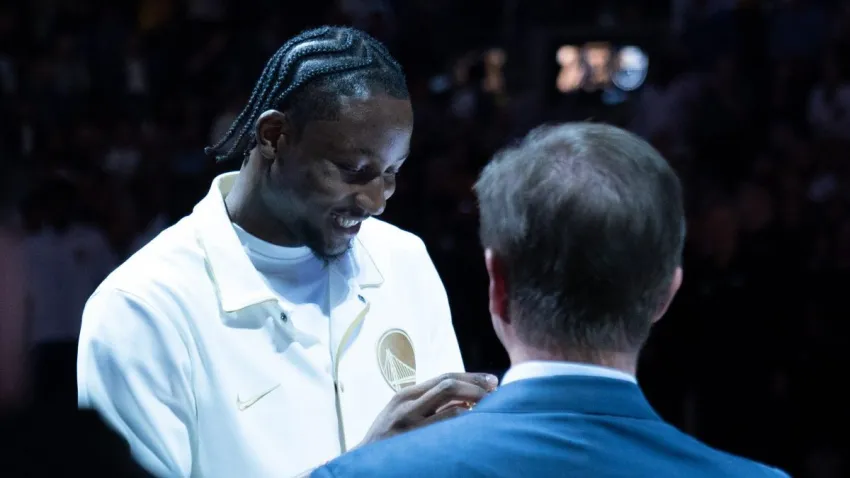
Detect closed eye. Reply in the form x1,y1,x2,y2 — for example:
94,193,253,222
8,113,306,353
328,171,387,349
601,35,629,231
333,158,404,179
335,163,365,174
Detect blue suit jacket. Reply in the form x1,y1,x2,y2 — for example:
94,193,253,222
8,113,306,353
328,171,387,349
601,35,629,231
313,375,789,478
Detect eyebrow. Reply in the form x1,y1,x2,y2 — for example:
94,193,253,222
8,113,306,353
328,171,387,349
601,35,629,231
333,145,409,163
354,147,379,157
324,144,373,157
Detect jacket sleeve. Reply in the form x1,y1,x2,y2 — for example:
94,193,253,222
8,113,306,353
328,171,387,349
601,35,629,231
77,288,196,478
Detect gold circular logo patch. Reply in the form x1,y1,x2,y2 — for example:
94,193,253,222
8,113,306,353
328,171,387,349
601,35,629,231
376,329,417,392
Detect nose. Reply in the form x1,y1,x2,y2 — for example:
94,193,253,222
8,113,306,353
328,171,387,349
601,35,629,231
355,176,391,216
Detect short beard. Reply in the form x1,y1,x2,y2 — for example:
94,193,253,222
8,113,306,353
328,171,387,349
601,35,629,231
315,244,351,267
293,216,351,266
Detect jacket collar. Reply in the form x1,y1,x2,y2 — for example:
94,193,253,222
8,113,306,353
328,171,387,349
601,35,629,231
474,375,662,421
192,172,384,315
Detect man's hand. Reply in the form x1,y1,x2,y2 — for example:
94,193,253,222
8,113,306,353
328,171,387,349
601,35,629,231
358,372,498,447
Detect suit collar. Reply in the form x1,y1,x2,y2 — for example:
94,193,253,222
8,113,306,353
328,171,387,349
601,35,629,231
474,375,661,421
193,172,384,315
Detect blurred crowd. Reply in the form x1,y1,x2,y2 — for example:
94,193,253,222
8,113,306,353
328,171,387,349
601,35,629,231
0,0,848,477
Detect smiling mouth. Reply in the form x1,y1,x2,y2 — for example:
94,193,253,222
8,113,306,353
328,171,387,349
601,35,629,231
331,213,366,229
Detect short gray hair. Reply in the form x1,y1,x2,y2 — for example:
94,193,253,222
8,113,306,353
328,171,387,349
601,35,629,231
474,123,685,354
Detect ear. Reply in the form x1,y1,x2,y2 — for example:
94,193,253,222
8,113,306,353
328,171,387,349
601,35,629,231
255,110,289,160
484,248,509,325
652,266,683,324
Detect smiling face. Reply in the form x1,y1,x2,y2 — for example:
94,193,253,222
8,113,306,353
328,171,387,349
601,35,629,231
258,93,413,261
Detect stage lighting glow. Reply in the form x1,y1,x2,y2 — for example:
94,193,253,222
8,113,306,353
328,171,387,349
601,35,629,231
555,43,649,94
611,46,648,92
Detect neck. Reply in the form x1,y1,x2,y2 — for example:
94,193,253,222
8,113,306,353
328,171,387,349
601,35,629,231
224,156,298,247
508,347,639,376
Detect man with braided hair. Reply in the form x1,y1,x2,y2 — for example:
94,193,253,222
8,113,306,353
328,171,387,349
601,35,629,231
78,26,496,478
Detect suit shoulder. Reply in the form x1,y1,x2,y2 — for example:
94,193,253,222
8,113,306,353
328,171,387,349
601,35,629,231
322,413,793,478
722,460,789,478
322,414,479,477
720,455,789,478
663,425,790,477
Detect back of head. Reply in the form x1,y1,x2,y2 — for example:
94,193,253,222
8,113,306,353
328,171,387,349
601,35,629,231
474,123,685,357
206,26,408,163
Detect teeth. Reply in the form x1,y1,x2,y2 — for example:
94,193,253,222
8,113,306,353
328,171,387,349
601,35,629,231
334,215,362,228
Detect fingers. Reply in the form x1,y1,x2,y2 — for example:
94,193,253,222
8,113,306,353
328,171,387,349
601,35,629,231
407,376,492,417
435,400,474,415
419,403,470,428
363,373,497,442
404,372,498,400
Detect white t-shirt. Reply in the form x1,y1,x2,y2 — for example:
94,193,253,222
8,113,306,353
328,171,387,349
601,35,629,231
78,173,465,478
233,223,352,365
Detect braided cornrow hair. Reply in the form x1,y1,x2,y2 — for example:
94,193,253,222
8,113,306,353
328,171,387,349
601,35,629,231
205,26,409,163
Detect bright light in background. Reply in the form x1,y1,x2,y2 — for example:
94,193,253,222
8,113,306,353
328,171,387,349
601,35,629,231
612,46,649,92
555,43,649,94
556,45,584,93
482,48,507,94
583,42,611,91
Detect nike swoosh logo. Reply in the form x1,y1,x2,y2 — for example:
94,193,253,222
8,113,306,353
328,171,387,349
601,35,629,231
236,384,281,411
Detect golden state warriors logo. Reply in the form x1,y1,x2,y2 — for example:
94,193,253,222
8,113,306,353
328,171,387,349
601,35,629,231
376,329,416,392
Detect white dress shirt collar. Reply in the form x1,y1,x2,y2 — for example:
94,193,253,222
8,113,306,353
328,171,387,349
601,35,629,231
501,360,637,386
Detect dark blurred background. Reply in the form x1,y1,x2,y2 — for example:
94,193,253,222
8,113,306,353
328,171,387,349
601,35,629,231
0,0,848,476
